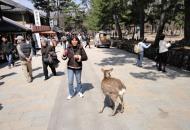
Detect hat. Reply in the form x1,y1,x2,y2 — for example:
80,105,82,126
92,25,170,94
15,35,24,40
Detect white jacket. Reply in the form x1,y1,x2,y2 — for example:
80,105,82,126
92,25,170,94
159,40,171,53
138,42,151,52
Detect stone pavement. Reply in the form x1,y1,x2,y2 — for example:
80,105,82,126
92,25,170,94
0,45,190,130
48,47,190,130
0,45,66,130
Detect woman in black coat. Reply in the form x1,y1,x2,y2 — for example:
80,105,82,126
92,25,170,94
64,35,88,100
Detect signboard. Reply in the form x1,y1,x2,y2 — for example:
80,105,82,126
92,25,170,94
33,10,41,48
34,10,41,26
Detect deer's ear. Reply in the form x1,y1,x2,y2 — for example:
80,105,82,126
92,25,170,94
101,68,104,72
109,68,113,72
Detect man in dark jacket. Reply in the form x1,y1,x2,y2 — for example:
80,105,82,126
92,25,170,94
16,35,33,83
1,36,14,68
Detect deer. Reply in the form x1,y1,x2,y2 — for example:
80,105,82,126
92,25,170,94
99,68,126,116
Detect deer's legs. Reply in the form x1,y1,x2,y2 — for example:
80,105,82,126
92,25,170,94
120,95,124,113
99,96,106,113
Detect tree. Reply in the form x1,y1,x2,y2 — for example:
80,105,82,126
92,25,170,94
154,0,180,47
31,0,70,26
61,1,87,32
31,0,56,25
86,0,128,39
184,0,190,41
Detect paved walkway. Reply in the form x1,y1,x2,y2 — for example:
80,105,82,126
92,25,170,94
0,45,190,130
0,45,66,130
48,47,190,130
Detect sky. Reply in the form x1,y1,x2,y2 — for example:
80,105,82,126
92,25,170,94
12,0,81,10
13,0,34,9
74,0,81,4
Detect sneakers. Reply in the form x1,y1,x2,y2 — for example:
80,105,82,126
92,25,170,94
44,76,49,81
67,95,72,100
78,92,84,98
67,92,84,100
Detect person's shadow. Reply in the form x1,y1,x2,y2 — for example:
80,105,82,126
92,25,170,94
0,82,4,86
1,72,17,78
82,83,94,94
0,104,3,110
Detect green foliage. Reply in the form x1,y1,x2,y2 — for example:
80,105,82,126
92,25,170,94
31,0,56,12
62,1,87,32
86,0,128,31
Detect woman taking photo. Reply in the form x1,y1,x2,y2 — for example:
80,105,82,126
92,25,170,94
64,35,88,100
158,34,171,72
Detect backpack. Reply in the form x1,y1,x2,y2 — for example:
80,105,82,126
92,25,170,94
134,44,141,53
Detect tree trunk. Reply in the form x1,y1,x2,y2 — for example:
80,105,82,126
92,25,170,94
132,25,136,40
154,0,168,47
139,2,145,39
113,14,122,39
184,0,190,41
151,23,154,34
154,12,167,47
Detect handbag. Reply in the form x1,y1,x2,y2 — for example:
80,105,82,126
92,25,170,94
43,54,53,64
62,49,68,60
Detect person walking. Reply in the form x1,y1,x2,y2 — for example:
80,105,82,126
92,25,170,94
85,34,91,48
65,35,88,100
1,36,14,68
16,35,33,83
41,38,57,80
136,38,151,67
158,34,171,72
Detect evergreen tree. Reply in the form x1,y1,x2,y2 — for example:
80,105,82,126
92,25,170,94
184,0,190,41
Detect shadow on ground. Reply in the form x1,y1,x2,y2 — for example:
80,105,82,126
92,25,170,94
82,83,94,94
0,82,4,86
33,67,42,71
133,62,190,80
1,72,17,78
0,62,8,69
0,104,3,110
33,73,44,79
56,71,65,76
96,48,190,80
95,48,136,66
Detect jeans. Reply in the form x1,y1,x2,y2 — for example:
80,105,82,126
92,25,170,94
67,69,82,96
6,53,14,67
136,52,144,66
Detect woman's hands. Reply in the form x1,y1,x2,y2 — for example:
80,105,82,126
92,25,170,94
74,55,81,62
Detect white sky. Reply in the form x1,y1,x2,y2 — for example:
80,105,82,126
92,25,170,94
12,0,81,10
13,0,34,9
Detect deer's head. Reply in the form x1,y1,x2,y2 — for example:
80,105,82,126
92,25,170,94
101,68,113,78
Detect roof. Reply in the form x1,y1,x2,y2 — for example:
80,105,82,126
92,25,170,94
0,16,31,32
0,0,46,18
0,0,33,14
0,1,15,9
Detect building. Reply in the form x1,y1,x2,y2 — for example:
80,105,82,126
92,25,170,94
0,0,51,33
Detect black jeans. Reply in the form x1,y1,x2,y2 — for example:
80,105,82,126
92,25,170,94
158,52,168,71
42,62,56,78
